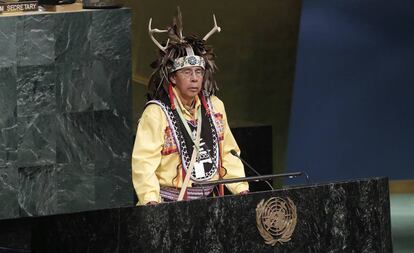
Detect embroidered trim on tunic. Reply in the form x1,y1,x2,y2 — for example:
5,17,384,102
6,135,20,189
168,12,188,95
213,113,224,141
147,98,220,182
161,126,178,155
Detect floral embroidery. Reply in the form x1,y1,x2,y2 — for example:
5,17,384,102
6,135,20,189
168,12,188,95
213,113,224,141
161,126,178,155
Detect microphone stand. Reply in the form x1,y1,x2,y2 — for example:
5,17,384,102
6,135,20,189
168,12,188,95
193,172,303,196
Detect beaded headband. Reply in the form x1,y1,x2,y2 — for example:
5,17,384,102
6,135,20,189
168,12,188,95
170,47,206,73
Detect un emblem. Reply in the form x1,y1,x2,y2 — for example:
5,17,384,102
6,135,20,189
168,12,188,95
256,197,297,246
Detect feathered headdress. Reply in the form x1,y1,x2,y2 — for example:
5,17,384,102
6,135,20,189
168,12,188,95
147,7,221,100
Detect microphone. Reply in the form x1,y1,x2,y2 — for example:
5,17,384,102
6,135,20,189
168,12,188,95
230,149,274,190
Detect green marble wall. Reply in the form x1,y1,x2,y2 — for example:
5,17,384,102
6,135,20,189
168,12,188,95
124,0,302,176
0,9,133,220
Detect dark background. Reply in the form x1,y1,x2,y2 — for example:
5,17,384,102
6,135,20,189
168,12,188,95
287,0,414,182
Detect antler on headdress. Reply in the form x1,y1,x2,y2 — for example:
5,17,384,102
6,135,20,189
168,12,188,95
147,9,221,100
148,18,170,53
174,6,184,42
203,14,221,41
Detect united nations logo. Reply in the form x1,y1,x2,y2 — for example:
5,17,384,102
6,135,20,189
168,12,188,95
256,197,297,246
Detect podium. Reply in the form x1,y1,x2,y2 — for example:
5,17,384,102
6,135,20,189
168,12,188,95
0,177,392,252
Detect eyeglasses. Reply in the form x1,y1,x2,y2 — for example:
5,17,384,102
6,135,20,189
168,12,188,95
177,68,205,78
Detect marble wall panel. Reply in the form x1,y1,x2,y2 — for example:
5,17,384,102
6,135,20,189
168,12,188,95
95,158,133,209
54,12,92,63
0,8,132,220
54,12,94,114
56,112,94,163
16,15,55,67
0,67,17,126
56,163,95,214
90,9,131,66
0,18,17,68
55,60,94,113
0,165,19,219
0,116,18,165
0,147,18,166
16,65,56,117
90,59,112,111
94,109,132,162
90,9,132,115
17,114,56,167
18,165,57,217
89,58,132,118
0,67,18,164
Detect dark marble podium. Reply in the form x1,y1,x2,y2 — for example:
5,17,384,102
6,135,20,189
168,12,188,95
0,177,392,252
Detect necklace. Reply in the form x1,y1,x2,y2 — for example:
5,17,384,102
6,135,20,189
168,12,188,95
184,99,196,112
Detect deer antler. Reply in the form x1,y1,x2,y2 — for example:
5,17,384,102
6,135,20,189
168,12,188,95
148,18,170,52
203,14,221,41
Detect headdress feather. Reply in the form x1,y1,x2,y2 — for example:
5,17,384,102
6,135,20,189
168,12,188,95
147,7,220,100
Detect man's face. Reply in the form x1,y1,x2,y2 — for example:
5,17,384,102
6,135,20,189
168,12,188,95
171,66,204,101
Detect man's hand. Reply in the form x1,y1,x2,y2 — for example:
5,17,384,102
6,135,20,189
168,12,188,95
239,190,250,195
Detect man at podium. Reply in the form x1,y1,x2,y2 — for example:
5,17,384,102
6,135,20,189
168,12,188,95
131,10,249,205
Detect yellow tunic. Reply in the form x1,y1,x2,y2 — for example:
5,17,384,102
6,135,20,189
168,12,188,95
132,89,249,205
